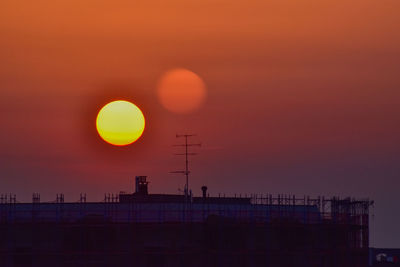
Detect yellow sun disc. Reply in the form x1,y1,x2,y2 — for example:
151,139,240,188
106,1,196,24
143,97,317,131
96,100,145,146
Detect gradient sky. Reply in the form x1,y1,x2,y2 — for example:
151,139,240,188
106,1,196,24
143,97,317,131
0,0,399,247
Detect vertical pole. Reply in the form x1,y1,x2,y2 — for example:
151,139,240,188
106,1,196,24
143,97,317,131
172,134,201,203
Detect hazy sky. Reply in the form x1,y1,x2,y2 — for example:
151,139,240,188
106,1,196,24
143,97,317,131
0,0,399,247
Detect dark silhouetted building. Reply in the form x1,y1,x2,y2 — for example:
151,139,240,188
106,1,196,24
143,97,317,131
0,176,372,267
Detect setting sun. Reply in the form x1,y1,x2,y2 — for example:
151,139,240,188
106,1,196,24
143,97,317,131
96,100,145,146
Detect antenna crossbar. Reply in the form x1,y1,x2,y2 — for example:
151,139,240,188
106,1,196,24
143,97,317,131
171,134,201,202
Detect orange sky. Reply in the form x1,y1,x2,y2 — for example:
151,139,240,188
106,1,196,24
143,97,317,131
0,0,400,247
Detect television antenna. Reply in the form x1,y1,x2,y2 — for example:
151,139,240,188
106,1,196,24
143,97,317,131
170,134,201,202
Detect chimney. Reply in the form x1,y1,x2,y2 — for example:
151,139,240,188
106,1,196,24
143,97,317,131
135,176,148,195
201,186,208,198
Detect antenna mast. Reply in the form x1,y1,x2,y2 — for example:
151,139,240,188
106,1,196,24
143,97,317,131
170,134,201,202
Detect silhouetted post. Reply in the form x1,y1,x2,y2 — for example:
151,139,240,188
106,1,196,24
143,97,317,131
201,186,207,198
170,134,201,202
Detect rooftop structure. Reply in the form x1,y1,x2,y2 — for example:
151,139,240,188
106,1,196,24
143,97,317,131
0,176,373,267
